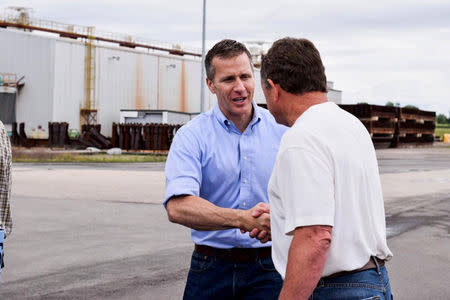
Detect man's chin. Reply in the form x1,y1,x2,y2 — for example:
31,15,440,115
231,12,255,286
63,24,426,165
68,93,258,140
233,101,252,112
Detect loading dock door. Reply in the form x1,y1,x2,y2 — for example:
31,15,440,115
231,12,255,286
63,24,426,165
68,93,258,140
0,88,16,124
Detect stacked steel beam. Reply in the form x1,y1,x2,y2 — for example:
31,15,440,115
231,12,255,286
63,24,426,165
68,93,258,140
78,125,112,149
48,122,69,148
111,123,182,151
338,104,435,148
395,108,436,147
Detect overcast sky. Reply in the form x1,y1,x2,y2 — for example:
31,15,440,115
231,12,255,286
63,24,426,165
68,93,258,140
1,0,449,115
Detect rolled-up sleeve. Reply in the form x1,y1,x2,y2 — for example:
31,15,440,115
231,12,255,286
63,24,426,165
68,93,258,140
163,129,202,207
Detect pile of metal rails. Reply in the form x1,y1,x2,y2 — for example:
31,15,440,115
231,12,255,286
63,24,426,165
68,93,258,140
338,104,436,148
10,122,112,149
9,122,182,151
111,123,182,151
78,125,112,149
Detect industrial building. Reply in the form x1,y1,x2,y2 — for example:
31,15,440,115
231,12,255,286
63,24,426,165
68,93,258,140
0,11,342,138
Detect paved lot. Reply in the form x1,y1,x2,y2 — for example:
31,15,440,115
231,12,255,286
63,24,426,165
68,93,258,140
0,147,449,299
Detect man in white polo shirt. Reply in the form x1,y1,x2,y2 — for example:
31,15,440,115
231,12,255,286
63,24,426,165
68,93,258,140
259,37,393,299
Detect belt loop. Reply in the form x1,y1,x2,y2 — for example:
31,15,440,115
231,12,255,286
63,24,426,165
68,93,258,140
372,256,381,275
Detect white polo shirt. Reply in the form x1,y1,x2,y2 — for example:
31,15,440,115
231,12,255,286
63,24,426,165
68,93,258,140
269,102,392,278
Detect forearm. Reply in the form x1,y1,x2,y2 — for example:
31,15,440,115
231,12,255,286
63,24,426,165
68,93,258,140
279,225,332,300
166,195,245,231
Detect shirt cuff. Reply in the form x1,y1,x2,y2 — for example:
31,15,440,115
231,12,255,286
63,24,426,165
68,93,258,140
164,177,200,208
285,216,334,235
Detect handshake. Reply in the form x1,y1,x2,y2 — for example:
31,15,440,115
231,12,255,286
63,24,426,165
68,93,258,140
239,202,271,243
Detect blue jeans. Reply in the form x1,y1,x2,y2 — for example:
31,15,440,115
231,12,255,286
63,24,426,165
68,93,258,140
309,262,392,300
183,250,283,300
0,230,4,279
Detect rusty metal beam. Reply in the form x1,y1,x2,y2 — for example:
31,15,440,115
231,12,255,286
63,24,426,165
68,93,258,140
0,21,201,57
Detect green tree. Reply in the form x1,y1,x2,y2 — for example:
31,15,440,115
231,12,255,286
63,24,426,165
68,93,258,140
385,101,394,106
403,105,419,110
436,114,448,124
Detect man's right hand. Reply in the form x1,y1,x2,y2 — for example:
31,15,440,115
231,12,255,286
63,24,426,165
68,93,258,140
167,196,272,242
239,203,271,243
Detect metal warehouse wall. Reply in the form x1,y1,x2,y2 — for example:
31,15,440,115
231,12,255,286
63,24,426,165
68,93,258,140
0,28,55,134
1,28,267,137
53,39,85,129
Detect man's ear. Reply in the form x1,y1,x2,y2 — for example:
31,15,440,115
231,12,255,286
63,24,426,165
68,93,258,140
206,78,216,94
267,79,279,102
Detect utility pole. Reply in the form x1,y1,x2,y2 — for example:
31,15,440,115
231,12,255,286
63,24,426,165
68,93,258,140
200,0,206,112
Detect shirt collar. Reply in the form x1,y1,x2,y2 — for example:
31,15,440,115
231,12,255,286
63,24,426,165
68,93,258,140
213,104,229,129
213,102,262,132
249,102,262,128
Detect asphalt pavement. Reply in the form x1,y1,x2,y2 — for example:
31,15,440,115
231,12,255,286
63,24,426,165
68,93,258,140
1,146,449,299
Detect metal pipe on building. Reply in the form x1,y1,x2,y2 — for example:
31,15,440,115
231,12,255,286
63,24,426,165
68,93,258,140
200,0,207,113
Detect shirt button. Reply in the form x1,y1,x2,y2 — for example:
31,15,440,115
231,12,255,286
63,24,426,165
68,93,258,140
243,202,247,207
243,156,247,160
243,179,248,183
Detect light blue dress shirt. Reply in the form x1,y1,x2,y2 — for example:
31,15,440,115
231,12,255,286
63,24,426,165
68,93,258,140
164,102,287,248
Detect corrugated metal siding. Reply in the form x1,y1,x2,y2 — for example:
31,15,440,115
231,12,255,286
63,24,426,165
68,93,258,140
53,40,85,129
96,47,160,135
183,60,201,112
158,57,182,111
0,28,55,136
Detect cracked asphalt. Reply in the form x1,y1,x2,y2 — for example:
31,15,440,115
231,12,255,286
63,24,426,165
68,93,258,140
1,146,449,299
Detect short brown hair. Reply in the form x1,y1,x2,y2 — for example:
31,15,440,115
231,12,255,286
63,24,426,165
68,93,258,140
260,38,327,95
205,39,252,80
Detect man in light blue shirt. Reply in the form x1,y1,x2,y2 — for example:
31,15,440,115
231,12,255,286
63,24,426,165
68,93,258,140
164,40,287,299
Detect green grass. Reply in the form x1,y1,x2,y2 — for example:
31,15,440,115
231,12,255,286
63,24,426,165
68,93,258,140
13,153,167,163
435,124,450,140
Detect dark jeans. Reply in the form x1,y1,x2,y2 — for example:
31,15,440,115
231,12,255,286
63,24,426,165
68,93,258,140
0,229,4,279
309,262,392,300
183,250,283,300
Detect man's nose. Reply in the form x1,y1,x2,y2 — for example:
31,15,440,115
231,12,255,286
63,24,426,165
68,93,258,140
234,79,245,92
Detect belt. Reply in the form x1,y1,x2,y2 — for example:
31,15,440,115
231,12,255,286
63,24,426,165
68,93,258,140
322,257,385,280
194,244,272,263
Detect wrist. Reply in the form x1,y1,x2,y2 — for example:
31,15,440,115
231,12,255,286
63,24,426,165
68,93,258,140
233,209,246,230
